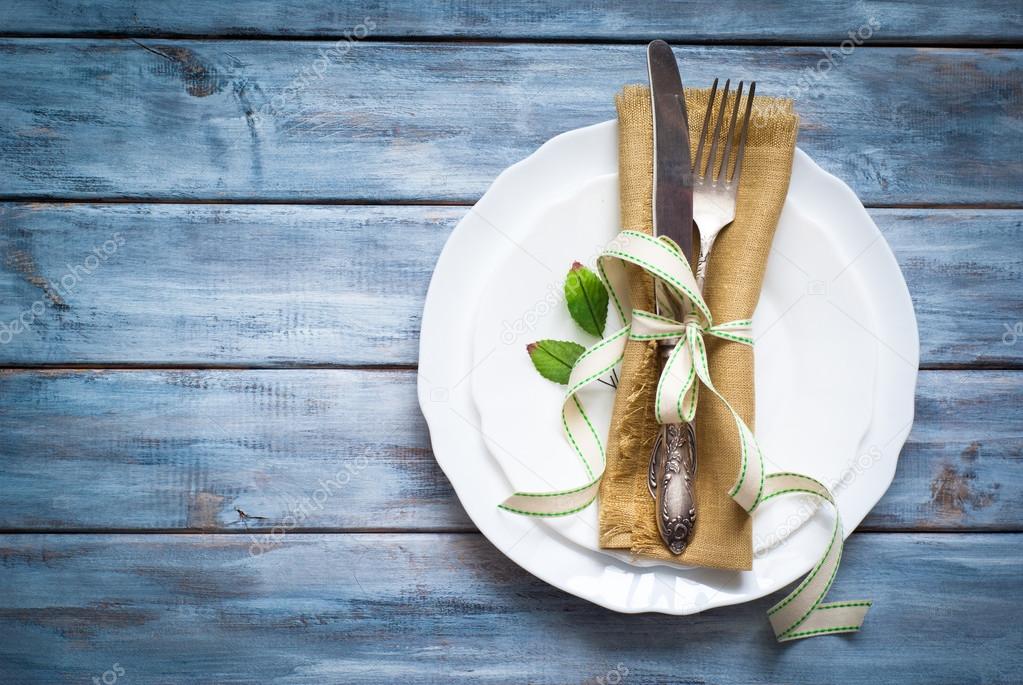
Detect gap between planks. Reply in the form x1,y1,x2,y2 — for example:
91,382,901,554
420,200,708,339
0,33,1021,48
1,196,1022,210
0,528,1017,535
0,527,478,535
0,364,1020,371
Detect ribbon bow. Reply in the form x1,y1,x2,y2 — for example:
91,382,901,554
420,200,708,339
499,230,870,641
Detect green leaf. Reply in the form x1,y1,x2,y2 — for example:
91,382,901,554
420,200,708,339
527,339,586,384
564,262,609,337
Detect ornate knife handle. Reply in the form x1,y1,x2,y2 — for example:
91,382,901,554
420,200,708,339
647,341,697,555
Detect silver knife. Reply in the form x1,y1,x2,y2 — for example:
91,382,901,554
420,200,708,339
646,40,699,555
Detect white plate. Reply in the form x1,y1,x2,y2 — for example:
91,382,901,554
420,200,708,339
418,121,918,613
471,170,877,568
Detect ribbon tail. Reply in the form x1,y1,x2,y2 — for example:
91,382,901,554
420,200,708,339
499,478,601,517
763,473,871,641
497,326,628,517
774,601,872,641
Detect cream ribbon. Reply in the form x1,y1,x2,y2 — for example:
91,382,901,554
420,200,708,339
499,230,871,641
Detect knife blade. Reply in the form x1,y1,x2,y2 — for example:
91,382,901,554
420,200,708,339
646,40,699,555
647,40,696,265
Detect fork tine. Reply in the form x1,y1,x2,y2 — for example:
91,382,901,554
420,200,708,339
730,81,756,186
692,78,718,176
703,79,730,180
717,81,745,182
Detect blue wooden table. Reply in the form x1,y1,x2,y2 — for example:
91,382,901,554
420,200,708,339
1,3,1021,683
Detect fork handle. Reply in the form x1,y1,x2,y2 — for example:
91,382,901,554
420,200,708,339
695,236,714,290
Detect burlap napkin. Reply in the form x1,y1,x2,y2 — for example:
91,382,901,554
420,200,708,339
598,85,798,569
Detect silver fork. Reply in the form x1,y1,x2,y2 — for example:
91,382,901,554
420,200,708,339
691,78,756,289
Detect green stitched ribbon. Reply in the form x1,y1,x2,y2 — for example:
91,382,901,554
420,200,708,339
499,230,871,640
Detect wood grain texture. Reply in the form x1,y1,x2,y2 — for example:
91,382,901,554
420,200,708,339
0,368,469,531
0,204,1019,366
0,532,1019,683
0,203,451,365
877,208,1023,367
0,41,1019,204
0,5,1017,682
873,370,1022,530
2,1,1021,44
0,369,1017,532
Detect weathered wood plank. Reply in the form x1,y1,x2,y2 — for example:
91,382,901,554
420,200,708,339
877,208,1023,367
0,203,452,365
0,41,1019,204
0,369,471,531
1,204,1019,366
0,532,1019,683
869,370,1022,531
2,1,1021,44
0,369,1017,532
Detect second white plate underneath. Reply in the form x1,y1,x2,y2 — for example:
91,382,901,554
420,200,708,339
418,120,918,613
